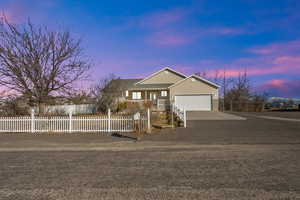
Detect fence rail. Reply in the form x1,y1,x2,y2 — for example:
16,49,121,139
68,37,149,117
0,109,149,133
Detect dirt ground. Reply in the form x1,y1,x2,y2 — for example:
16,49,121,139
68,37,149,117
0,111,299,199
0,145,299,200
245,111,300,119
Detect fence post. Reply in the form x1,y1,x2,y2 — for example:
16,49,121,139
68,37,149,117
69,111,72,133
183,108,187,128
108,108,111,132
147,108,151,133
31,109,35,133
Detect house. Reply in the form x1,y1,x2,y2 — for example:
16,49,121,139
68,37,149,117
116,67,220,111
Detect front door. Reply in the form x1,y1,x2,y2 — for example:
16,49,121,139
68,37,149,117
150,92,157,104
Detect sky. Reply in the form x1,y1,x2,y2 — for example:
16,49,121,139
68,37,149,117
1,0,300,98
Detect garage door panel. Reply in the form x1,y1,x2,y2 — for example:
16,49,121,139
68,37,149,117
175,95,211,111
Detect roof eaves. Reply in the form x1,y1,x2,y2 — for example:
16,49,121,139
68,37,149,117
168,75,221,89
128,87,169,91
191,74,221,88
135,67,187,85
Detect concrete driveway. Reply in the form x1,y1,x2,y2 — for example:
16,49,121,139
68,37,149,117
187,111,246,120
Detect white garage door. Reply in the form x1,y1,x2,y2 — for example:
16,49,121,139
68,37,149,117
175,95,212,111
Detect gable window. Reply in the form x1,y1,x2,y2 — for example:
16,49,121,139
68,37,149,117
132,92,142,100
161,91,168,97
125,90,129,97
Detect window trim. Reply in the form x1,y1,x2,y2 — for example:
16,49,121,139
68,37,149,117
161,90,168,97
125,90,129,97
132,92,142,100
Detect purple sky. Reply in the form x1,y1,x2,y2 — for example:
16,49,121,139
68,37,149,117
1,0,300,98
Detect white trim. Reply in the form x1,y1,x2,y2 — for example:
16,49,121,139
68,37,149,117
161,90,168,97
135,67,187,85
132,91,142,100
168,74,221,89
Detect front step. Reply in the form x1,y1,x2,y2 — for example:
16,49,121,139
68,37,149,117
152,123,173,129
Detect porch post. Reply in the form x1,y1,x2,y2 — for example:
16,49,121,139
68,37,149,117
147,108,151,133
183,108,187,128
171,104,174,128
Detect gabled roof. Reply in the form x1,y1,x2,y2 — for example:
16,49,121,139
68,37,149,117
169,74,221,89
135,67,187,85
108,79,142,90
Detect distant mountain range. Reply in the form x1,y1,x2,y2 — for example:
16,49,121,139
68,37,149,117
268,97,300,104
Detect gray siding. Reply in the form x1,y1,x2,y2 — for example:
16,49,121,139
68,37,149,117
170,77,219,111
140,70,185,84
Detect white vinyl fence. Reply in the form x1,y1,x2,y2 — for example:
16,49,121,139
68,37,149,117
33,104,97,115
0,109,150,133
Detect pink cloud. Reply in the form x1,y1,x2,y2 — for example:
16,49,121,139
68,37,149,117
0,3,28,24
203,61,300,78
266,79,285,87
191,39,300,78
257,79,300,98
173,47,300,78
249,39,300,56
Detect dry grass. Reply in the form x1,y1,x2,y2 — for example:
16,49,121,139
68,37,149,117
0,145,299,200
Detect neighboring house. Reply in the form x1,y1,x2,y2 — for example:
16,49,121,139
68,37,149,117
116,67,220,112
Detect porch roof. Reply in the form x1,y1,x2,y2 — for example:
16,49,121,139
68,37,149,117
128,83,173,91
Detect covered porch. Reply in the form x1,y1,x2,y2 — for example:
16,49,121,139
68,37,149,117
126,84,172,111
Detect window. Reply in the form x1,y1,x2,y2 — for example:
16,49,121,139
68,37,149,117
132,92,142,99
161,91,167,97
125,90,129,97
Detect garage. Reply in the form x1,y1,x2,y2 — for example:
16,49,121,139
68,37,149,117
175,95,212,111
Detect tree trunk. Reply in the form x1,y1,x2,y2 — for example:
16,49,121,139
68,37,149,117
38,103,46,115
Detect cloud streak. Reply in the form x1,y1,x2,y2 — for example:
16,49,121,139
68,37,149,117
132,6,249,47
140,7,188,29
146,30,194,46
206,27,246,35
249,39,300,56
257,79,300,98
190,39,300,78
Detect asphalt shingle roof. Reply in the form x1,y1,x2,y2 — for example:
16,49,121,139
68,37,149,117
109,79,142,90
109,79,173,91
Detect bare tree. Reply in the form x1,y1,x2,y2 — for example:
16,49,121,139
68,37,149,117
0,95,30,116
196,69,233,111
0,17,90,114
91,74,122,113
